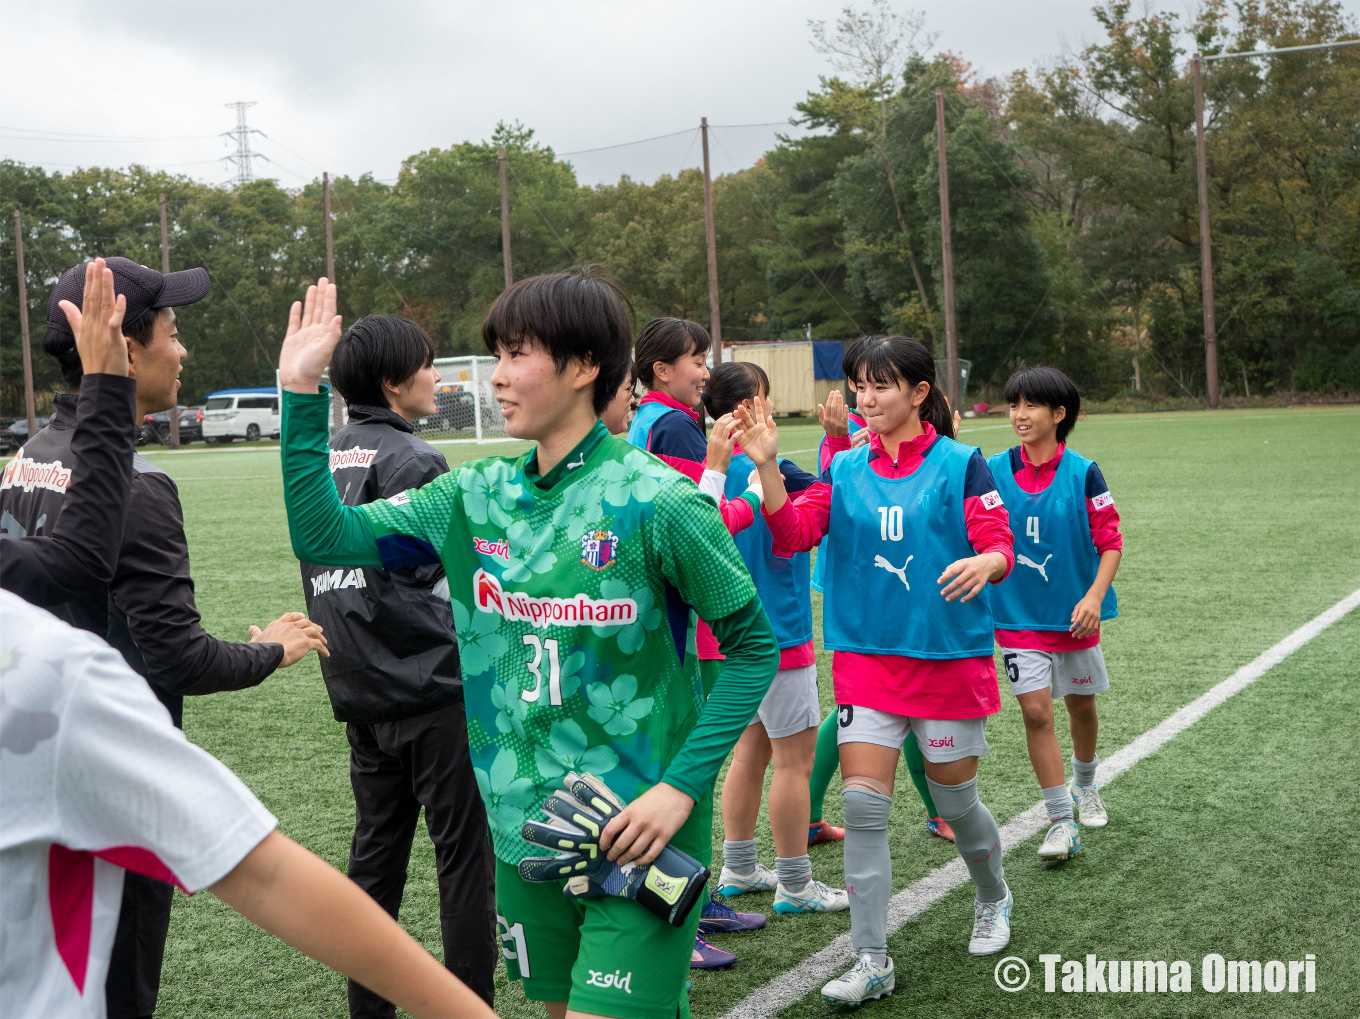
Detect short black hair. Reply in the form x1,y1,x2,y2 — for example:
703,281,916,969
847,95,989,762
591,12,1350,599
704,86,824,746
330,315,436,409
46,304,161,391
634,317,711,388
701,361,769,419
843,335,956,439
1004,365,1081,443
482,264,634,414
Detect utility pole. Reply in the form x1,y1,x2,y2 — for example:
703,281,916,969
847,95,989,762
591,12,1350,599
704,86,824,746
701,118,722,356
498,147,513,289
1189,40,1357,405
934,89,960,415
159,194,180,448
1192,56,1220,409
13,211,37,440
323,172,341,435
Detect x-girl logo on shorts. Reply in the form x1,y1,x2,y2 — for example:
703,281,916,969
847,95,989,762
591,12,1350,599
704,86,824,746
928,735,955,748
472,569,637,627
1,454,72,495
328,446,377,473
580,529,618,571
472,537,510,562
585,969,632,994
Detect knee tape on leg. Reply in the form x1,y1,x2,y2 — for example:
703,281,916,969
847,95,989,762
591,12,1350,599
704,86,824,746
842,775,891,797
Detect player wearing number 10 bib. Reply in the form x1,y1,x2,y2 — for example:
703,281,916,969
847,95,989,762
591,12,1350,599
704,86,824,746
988,366,1123,864
277,268,780,1019
747,336,1016,1006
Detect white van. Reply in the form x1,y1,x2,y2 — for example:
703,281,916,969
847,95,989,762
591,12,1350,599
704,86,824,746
201,388,280,443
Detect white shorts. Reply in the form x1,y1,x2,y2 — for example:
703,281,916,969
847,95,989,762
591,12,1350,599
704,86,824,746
747,664,820,739
835,704,989,763
998,645,1110,698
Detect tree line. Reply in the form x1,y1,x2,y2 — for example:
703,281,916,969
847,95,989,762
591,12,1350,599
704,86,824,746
2,0,1356,415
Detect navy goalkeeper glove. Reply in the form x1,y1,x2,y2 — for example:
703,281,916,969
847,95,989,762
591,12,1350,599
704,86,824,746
518,772,709,928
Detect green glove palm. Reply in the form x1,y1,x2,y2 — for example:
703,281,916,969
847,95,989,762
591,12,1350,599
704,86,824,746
518,772,709,928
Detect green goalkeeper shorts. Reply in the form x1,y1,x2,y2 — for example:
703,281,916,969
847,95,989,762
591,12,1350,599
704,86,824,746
495,794,711,1019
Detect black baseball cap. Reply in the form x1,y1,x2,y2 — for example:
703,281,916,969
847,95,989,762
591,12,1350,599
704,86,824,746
43,257,211,365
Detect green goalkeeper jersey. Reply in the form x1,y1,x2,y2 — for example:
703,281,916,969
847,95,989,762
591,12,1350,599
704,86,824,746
280,391,778,864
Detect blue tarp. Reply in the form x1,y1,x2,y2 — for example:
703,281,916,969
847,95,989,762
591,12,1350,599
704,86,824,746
813,341,844,380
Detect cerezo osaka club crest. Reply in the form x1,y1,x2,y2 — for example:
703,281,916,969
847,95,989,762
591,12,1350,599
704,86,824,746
580,529,619,571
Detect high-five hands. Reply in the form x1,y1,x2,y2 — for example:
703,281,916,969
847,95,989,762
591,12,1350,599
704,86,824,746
249,611,329,666
706,413,739,473
818,389,849,437
58,258,130,377
734,399,788,513
279,278,343,392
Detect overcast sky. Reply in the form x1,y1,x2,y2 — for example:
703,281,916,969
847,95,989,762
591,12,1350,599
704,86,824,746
4,1,1357,187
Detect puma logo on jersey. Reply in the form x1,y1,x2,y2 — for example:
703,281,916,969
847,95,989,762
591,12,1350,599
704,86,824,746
1,454,72,495
874,554,913,590
1017,553,1053,581
311,568,368,595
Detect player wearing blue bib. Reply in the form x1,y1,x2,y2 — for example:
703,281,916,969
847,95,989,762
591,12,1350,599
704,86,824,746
989,367,1123,863
744,337,1018,1005
806,394,958,847
699,362,850,918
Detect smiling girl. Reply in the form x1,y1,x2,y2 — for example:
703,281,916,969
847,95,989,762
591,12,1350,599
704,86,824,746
741,335,1016,1005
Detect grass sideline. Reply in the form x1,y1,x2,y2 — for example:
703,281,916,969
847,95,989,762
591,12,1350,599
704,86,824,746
120,405,1360,1018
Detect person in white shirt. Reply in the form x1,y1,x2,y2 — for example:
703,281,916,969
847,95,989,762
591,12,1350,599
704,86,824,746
0,589,497,1019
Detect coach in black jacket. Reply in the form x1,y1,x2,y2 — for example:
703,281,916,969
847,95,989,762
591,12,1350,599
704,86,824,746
301,315,496,1015
0,257,328,1019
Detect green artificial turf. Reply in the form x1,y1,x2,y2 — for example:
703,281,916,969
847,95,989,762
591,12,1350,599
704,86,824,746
135,407,1359,1018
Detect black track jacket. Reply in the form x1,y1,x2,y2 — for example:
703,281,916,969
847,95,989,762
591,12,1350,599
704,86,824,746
299,404,462,724
0,391,282,726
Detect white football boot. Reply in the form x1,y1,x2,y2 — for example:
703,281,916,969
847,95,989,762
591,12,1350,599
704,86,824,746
1037,820,1081,861
821,953,895,1005
717,862,778,897
773,879,850,914
1069,782,1108,827
968,885,1013,956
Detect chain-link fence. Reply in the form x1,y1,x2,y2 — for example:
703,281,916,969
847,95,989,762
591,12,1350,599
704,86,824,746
279,356,508,443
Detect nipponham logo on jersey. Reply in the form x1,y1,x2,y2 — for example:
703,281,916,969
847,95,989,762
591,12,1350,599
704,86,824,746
1,454,72,495
980,490,1004,511
329,446,377,473
580,529,618,571
1092,491,1115,511
472,569,637,627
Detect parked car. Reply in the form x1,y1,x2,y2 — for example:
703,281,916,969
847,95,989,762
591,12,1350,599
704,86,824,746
201,388,280,443
138,405,204,445
0,416,51,454
417,388,477,433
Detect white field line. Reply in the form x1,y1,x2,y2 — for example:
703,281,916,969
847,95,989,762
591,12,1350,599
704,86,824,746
719,585,1360,1019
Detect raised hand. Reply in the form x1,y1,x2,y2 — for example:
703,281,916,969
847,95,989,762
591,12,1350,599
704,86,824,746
59,258,129,377
279,278,342,392
733,398,779,467
706,413,739,472
818,389,849,437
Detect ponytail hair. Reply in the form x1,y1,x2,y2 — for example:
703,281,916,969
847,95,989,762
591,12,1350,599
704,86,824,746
842,335,956,440
701,361,769,419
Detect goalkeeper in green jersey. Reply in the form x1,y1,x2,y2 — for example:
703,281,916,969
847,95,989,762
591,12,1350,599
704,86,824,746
277,268,780,1019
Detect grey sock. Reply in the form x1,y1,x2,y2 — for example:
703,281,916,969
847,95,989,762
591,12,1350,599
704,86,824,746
776,854,813,894
1072,754,1099,788
843,788,892,966
1042,784,1074,824
928,777,1006,904
723,839,758,875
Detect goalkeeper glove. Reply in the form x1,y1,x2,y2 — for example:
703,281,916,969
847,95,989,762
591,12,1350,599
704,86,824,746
518,772,709,927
